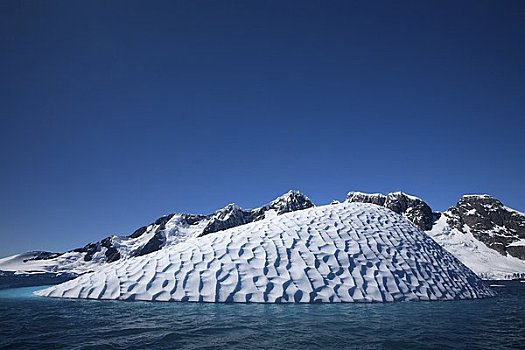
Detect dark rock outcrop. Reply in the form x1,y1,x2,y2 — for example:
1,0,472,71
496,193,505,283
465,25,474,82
181,214,207,226
135,231,166,257
22,251,63,262
71,236,121,263
63,191,315,262
153,214,175,229
346,191,434,231
444,195,525,259
507,246,525,260
129,226,148,239
100,237,120,262
346,192,387,206
251,190,314,220
104,247,121,263
202,191,314,236
202,204,252,235
385,193,434,231
74,243,100,262
134,214,206,256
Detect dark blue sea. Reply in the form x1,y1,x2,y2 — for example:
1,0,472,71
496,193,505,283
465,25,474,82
0,282,524,350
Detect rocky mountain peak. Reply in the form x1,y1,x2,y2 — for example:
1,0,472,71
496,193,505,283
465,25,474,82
203,191,314,235
202,204,251,236
211,203,244,220
346,192,386,206
445,194,525,259
457,194,503,209
346,191,434,231
384,192,434,231
266,190,314,214
5,190,524,281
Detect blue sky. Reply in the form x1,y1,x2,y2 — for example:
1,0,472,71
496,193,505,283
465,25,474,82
1,0,524,257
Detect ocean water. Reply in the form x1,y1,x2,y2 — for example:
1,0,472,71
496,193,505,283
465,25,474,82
0,282,524,350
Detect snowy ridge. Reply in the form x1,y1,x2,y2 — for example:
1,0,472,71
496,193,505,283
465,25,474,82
4,190,524,285
426,213,525,280
36,203,493,302
0,252,81,275
0,191,313,275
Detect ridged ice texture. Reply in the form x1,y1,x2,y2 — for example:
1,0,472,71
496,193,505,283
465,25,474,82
36,203,494,302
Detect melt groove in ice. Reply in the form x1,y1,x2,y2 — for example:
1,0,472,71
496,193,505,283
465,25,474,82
36,203,494,302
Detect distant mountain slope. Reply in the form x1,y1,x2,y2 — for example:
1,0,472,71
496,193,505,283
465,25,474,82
36,202,493,302
426,195,525,280
441,195,525,259
2,190,524,281
0,191,313,275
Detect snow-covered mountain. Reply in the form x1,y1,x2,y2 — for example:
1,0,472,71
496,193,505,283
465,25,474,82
36,202,493,302
426,195,525,280
0,191,313,276
346,192,525,280
1,190,524,285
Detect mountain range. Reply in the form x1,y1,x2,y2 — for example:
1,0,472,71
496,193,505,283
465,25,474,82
1,191,524,285
36,199,494,302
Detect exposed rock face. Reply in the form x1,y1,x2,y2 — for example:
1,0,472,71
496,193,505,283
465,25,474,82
346,192,387,206
101,237,120,263
136,231,166,257
104,247,121,263
22,252,62,262
507,246,525,260
346,192,434,231
74,243,99,262
257,190,315,216
385,192,434,231
73,237,119,262
3,190,524,281
129,225,148,239
180,214,208,226
153,214,176,230
202,204,252,236
67,191,314,263
202,191,314,236
445,195,525,259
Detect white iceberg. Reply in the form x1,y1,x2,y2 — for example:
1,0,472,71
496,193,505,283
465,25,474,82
36,202,493,302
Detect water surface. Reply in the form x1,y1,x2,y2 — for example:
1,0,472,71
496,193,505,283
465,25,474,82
0,282,524,350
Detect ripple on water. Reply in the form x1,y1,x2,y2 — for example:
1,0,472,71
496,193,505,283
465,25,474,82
0,281,524,350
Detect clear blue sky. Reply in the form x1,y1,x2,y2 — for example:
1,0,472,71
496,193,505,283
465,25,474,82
1,0,524,257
